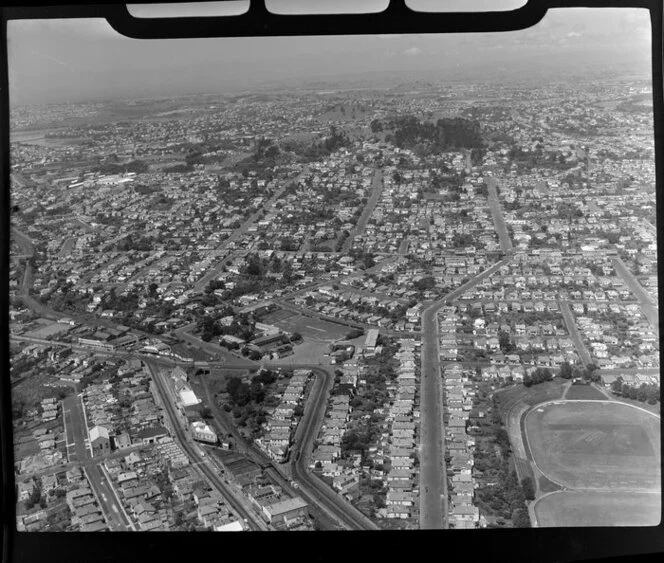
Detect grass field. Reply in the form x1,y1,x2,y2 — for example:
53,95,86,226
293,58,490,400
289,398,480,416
525,401,661,490
538,474,562,494
534,491,661,527
274,314,349,342
496,379,567,420
260,308,297,325
24,324,71,339
565,384,608,401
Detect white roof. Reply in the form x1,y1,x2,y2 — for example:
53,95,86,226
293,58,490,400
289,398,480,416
179,389,200,407
89,426,109,441
213,521,244,532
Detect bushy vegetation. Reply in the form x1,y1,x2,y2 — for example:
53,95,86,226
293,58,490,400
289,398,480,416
611,376,660,404
471,389,532,528
223,369,280,436
374,115,484,154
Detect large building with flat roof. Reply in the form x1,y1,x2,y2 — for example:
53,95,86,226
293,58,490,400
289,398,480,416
262,496,309,525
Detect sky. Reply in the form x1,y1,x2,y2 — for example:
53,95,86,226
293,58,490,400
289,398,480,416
7,5,652,106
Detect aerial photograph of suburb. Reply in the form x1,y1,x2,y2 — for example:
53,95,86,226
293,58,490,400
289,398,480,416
7,4,660,531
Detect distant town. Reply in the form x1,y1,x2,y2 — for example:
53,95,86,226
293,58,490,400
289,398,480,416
9,76,660,531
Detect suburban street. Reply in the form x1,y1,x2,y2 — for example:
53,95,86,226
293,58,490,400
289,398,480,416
612,255,659,331
559,300,593,366
84,464,134,531
342,168,383,253
62,394,91,463
485,177,514,254
419,298,447,529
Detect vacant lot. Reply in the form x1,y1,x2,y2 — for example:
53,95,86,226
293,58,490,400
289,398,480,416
271,340,330,365
23,321,71,339
274,314,349,342
565,384,608,401
534,491,660,527
525,401,661,490
260,308,297,325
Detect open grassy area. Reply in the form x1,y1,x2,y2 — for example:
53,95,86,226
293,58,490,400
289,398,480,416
274,314,350,342
495,378,566,421
565,384,608,401
525,401,661,490
538,474,562,494
270,340,329,365
534,491,661,527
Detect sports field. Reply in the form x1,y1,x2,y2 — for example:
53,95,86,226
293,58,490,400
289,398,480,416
525,401,661,490
274,314,349,341
534,491,661,527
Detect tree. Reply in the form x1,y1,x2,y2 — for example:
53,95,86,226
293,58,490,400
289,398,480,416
25,486,41,510
558,361,573,379
498,331,512,353
226,376,242,398
512,508,531,528
521,477,535,501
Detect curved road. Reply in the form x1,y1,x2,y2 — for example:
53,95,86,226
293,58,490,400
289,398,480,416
144,360,268,531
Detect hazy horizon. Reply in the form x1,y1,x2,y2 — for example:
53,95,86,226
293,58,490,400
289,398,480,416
8,7,652,106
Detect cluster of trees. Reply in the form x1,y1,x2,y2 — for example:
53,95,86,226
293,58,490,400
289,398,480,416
610,377,660,404
226,370,277,406
195,309,250,343
428,170,463,192
115,235,154,252
223,370,287,435
334,230,351,252
522,367,554,387
498,330,513,353
25,485,47,510
558,361,601,383
451,232,475,248
163,163,195,174
340,427,376,456
472,396,531,527
253,137,281,162
345,328,365,340
377,116,483,153
301,126,351,160
133,184,159,195
413,276,436,291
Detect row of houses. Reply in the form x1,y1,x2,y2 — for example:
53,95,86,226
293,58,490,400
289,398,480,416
258,370,312,462
442,362,482,529
382,339,421,521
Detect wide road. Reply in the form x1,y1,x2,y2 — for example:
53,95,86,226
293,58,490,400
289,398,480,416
443,258,510,304
84,464,133,531
419,257,512,529
612,256,659,331
342,168,383,253
559,300,592,366
62,394,91,463
145,361,268,530
485,177,513,254
419,300,447,529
